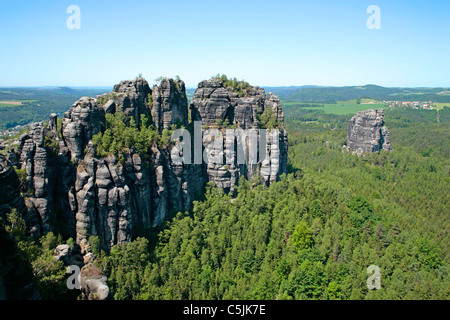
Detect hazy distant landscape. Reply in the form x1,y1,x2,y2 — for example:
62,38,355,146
1,84,449,132
0,87,110,130
266,85,450,102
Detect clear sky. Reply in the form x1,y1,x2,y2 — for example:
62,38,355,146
0,0,449,88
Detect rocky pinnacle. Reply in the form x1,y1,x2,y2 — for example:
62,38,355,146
0,77,288,251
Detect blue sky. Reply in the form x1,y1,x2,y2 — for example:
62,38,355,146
0,0,449,88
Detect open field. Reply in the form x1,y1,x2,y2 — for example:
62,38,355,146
283,98,450,115
0,100,22,105
359,98,381,104
433,102,450,111
0,100,23,106
301,99,386,115
0,100,38,107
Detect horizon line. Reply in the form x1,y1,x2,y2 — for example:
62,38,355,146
1,83,450,90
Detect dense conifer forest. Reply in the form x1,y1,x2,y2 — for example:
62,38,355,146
3,104,447,300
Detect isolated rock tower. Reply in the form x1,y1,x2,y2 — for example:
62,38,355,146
344,109,392,153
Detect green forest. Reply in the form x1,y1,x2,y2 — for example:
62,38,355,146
267,84,450,103
1,103,449,300
91,106,448,300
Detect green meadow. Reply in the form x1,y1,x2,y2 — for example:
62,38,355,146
433,102,450,111
0,100,37,107
284,99,386,115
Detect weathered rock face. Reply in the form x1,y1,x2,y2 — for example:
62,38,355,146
152,78,188,132
17,123,54,235
0,154,26,218
345,109,392,153
74,153,145,247
190,79,288,191
53,239,111,300
3,76,288,252
190,79,281,129
62,97,105,161
110,78,152,123
79,263,110,300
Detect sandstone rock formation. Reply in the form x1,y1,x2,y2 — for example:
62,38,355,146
152,78,188,132
62,97,104,161
54,244,84,267
344,109,392,153
191,79,269,128
0,154,27,218
79,263,110,300
1,76,288,252
190,79,288,190
54,239,111,300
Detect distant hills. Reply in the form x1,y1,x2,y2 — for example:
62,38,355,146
263,84,450,103
1,84,449,131
0,86,110,100
0,87,109,130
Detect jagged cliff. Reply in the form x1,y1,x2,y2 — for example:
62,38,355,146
344,109,392,153
190,79,288,191
0,77,288,252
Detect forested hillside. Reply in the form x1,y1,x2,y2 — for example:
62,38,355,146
1,99,448,300
265,85,450,103
0,87,109,129
89,106,448,300
2,0,449,304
